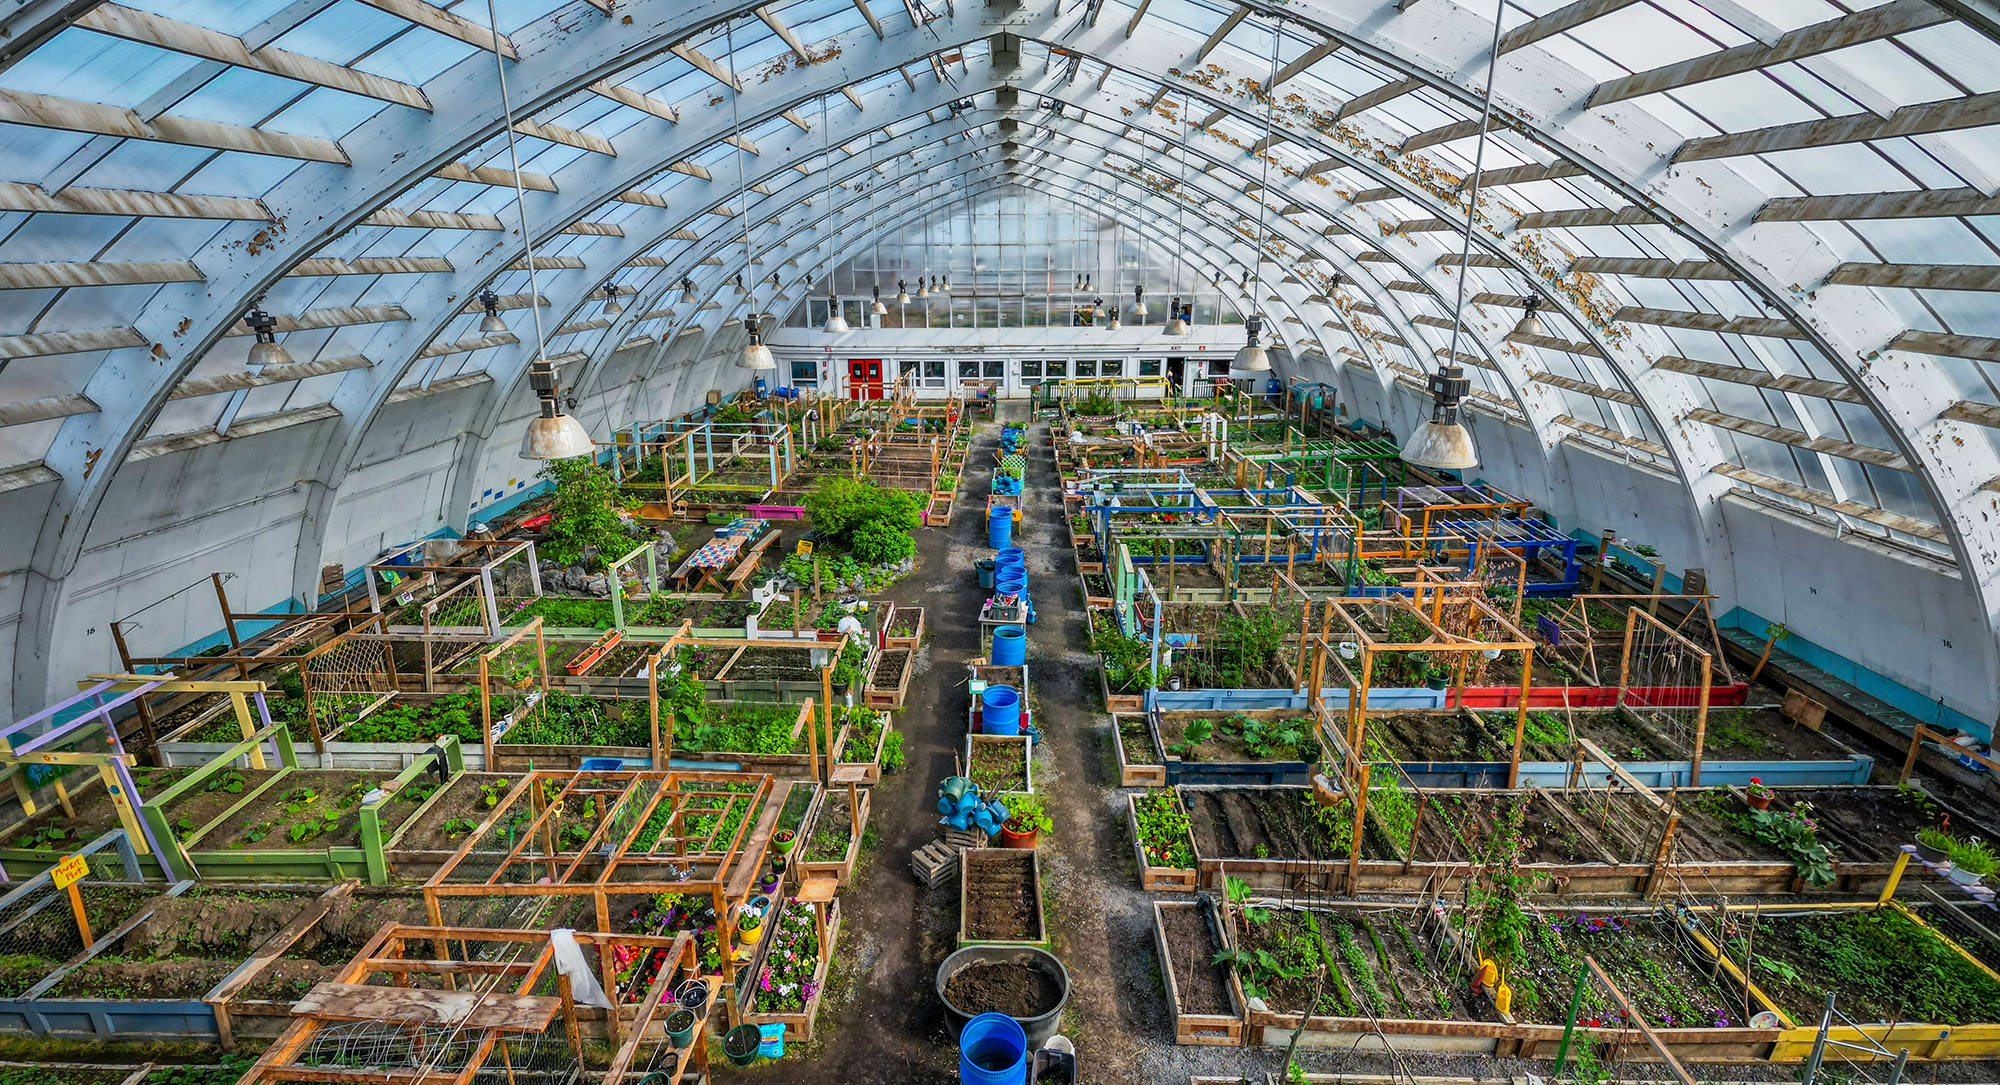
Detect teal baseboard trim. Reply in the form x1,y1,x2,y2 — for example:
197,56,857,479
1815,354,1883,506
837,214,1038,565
1717,607,1986,740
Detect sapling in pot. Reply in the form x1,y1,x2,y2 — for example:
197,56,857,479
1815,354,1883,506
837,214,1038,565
1916,824,1956,864
1949,837,1998,886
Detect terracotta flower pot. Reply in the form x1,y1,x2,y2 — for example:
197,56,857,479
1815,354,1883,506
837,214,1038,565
1746,793,1773,811
998,824,1039,849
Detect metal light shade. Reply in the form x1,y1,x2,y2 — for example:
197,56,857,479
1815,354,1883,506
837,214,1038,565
1131,300,1147,318
1165,314,1189,336
248,340,292,367
681,286,697,304
479,312,510,335
603,296,623,317
1399,420,1479,470
739,332,776,370
1232,343,1270,370
870,299,888,316
917,282,930,299
521,410,595,460
1108,315,1122,331
897,286,910,304
823,309,850,333
1512,309,1544,338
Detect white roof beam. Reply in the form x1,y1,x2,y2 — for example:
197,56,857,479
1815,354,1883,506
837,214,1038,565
0,87,347,163
78,5,430,109
1652,355,1864,403
1499,0,1639,54
1590,0,1949,107
0,181,270,220
357,0,515,58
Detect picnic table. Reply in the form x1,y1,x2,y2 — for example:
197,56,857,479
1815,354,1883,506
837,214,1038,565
670,518,770,592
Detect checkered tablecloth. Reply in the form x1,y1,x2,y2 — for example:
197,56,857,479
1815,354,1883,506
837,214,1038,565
688,518,766,569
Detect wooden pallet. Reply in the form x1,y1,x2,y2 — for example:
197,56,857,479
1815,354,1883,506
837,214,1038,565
942,827,988,851
912,842,958,888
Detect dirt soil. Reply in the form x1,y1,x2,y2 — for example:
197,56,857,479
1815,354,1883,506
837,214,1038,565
1184,788,1359,859
1788,786,1944,862
963,851,1040,941
212,770,420,851
720,646,817,681
1666,791,1789,863
943,961,1064,1018
1410,791,1618,866
1699,705,1855,761
1118,715,1159,767
1375,711,1509,762
1157,711,1313,763
870,649,910,687
391,772,515,854
1157,906,1229,1015
0,767,193,850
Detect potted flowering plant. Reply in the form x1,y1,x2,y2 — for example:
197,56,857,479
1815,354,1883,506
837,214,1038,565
737,910,764,945
1744,777,1774,810
773,828,797,855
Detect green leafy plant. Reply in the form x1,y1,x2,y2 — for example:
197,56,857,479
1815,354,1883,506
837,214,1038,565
1745,803,1836,886
804,477,921,564
203,771,246,795
1132,792,1194,868
1918,825,1958,853
480,778,512,807
441,817,477,840
1169,717,1215,760
1003,793,1052,836
1950,837,1998,877
538,457,636,569
881,728,906,772
830,640,866,690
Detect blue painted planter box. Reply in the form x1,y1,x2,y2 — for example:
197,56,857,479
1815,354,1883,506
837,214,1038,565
0,998,217,1040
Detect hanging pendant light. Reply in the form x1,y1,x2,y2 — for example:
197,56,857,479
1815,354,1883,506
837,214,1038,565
600,281,623,317
477,289,508,335
244,299,291,368
1400,365,1477,469
1130,284,1147,319
732,273,745,296
521,356,594,459
1410,0,1506,472
1234,314,1271,371
870,285,888,316
1166,295,1188,336
1512,294,1545,338
474,0,588,459
680,277,697,306
897,279,910,305
917,277,930,300
739,317,776,369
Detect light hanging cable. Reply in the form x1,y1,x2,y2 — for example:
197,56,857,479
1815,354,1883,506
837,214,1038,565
819,93,849,334
1402,0,1506,471
1233,18,1284,373
486,0,588,459
1167,110,1191,336
721,19,774,370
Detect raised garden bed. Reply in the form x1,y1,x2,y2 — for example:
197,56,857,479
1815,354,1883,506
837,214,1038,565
796,786,871,886
958,848,1046,948
737,895,841,1043
1114,713,1166,787
1152,898,1245,1045
382,772,519,876
835,707,898,786
884,604,925,649
1153,709,1317,787
1128,791,1198,892
966,734,1032,795
864,647,914,709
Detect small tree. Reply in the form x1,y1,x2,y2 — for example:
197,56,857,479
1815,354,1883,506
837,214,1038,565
538,457,633,569
804,477,920,562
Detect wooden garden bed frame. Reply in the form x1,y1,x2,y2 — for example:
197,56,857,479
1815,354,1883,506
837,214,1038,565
1152,898,1247,1046
958,847,1047,949
864,646,915,709
238,923,714,1085
795,775,871,886
1127,791,1198,892
111,572,362,757
424,768,784,1023
736,890,842,1042
1112,712,1167,787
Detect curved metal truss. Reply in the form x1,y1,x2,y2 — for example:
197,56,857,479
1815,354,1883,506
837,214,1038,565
5,0,2000,710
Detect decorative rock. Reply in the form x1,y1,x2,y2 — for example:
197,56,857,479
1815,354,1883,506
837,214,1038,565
583,574,611,597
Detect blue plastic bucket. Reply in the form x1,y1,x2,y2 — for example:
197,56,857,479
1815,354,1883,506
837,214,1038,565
959,1013,1027,1084
981,686,1021,736
987,506,1013,549
991,626,1027,666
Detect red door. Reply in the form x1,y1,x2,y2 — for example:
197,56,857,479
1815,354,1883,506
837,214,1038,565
848,358,884,400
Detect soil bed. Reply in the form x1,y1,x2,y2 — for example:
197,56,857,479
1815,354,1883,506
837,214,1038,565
2,766,192,852
1780,786,1942,863
1183,787,1386,860
1479,709,1676,763
722,647,818,681
803,790,854,862
1370,711,1507,762
1719,907,2000,1025
1158,711,1312,763
869,649,910,685
1409,791,1618,866
1668,791,1788,863
1233,907,1489,1022
968,738,1029,794
1506,911,1747,1028
1699,705,1853,761
943,961,1063,1018
963,851,1039,941
393,773,518,853
213,770,424,852
1157,905,1229,1014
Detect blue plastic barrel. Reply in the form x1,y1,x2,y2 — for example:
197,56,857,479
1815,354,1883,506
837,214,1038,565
991,626,1027,666
996,547,1025,570
959,1013,1027,1084
981,686,1022,736
994,575,1026,604
987,506,1013,548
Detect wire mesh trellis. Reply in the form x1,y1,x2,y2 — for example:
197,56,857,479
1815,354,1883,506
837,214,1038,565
299,614,398,746
1618,609,1713,779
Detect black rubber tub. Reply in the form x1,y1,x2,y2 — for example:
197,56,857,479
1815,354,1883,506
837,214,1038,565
936,944,1070,1049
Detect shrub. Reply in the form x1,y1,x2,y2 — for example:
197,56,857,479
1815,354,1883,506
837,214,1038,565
539,457,634,569
804,477,920,562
